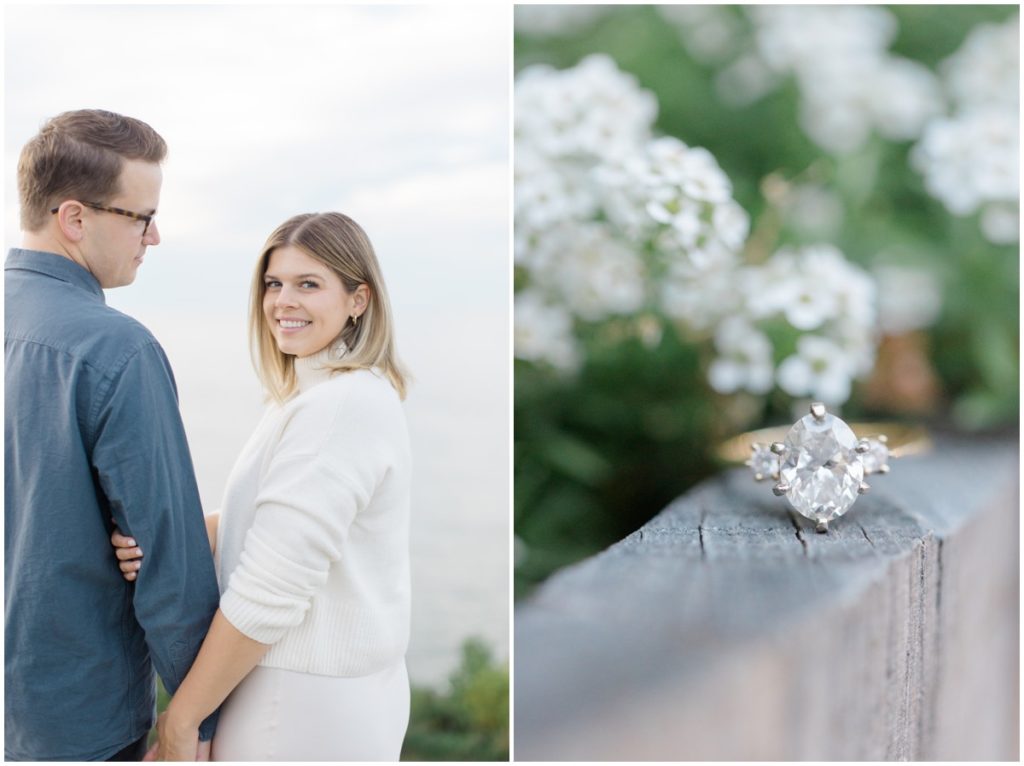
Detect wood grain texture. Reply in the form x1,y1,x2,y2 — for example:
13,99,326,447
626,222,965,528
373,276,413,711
514,435,1018,761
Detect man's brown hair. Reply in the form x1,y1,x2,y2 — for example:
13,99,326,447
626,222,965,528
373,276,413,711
17,109,167,232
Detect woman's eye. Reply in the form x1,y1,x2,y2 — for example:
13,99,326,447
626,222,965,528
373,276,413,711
301,281,319,289
264,280,281,289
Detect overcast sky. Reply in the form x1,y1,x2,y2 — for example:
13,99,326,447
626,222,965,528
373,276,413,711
5,4,509,318
5,4,511,683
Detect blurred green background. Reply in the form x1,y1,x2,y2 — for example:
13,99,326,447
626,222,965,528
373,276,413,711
514,5,1019,596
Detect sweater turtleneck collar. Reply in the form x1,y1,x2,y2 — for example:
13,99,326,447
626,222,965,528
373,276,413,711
293,341,347,394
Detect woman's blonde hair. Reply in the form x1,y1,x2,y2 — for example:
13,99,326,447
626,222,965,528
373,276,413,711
249,212,408,402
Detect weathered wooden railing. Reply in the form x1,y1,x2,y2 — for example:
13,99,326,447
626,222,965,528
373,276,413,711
514,434,1018,760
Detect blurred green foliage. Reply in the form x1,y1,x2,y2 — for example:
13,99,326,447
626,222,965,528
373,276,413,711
515,5,1019,595
151,637,509,760
400,638,509,761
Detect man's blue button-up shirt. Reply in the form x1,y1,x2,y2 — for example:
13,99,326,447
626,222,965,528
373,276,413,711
4,249,221,761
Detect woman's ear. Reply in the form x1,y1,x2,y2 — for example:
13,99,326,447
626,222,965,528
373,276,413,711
353,284,371,316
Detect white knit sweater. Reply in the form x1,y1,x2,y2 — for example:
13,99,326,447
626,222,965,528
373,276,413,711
216,347,411,677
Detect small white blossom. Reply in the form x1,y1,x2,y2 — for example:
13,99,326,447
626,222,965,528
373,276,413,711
941,14,1018,112
514,291,581,373
708,317,774,395
777,335,855,406
661,257,743,333
745,245,872,332
871,57,946,142
912,107,1019,217
534,222,647,322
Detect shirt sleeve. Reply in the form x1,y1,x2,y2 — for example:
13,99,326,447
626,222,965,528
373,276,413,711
219,382,394,645
90,341,221,741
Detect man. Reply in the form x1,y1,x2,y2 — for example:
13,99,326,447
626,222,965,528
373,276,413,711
5,110,220,761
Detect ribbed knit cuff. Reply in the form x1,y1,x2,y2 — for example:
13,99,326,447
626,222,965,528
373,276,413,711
219,588,289,645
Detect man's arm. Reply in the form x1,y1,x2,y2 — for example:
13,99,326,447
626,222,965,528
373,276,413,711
91,341,221,741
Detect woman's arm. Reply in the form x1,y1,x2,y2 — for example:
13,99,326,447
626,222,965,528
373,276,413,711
204,513,219,558
153,610,270,760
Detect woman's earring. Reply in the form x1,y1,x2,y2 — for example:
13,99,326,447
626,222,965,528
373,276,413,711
352,314,359,327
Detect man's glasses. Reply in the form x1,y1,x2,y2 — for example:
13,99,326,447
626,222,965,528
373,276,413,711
50,202,155,237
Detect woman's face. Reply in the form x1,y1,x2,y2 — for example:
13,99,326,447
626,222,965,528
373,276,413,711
262,245,362,358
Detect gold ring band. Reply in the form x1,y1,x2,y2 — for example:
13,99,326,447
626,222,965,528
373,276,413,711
716,422,932,464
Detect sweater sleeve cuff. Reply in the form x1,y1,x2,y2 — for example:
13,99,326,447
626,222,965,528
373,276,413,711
219,588,293,645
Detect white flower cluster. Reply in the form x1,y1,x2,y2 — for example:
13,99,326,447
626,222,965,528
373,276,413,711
514,56,879,409
595,136,749,270
514,55,749,371
515,55,656,165
714,6,943,154
705,245,877,404
657,5,741,65
514,54,657,265
513,5,610,38
912,14,1019,244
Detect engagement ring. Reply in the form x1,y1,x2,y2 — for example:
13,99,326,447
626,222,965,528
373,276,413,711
717,402,930,533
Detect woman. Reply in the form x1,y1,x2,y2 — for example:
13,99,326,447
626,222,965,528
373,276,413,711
113,212,411,760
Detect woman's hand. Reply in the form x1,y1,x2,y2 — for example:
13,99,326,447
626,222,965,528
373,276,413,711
143,710,204,761
110,526,144,581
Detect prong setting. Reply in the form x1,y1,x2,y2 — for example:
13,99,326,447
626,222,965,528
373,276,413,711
816,520,829,533
748,411,902,532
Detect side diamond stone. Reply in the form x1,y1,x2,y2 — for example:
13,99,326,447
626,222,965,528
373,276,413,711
860,438,890,474
748,443,780,480
779,411,865,523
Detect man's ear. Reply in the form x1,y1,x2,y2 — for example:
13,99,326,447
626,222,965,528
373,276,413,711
54,201,87,243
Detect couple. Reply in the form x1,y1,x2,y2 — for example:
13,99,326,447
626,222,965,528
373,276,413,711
5,110,412,761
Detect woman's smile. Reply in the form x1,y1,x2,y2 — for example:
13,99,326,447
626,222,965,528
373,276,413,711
276,318,312,333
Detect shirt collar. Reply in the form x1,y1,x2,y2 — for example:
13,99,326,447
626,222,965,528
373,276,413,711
5,248,104,302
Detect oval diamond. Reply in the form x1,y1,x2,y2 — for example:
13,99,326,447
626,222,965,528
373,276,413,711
780,411,864,523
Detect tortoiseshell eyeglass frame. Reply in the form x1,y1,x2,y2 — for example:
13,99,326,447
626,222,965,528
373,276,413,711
50,201,154,237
